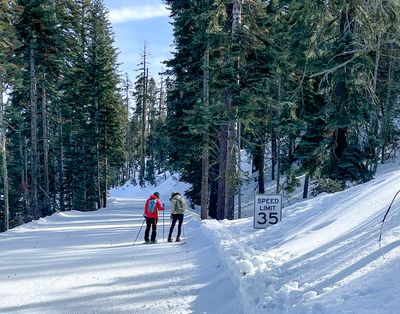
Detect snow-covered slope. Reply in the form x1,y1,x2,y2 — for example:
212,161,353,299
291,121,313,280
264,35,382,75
109,171,191,204
203,161,400,313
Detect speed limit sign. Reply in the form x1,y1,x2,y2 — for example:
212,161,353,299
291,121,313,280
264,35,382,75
254,194,282,229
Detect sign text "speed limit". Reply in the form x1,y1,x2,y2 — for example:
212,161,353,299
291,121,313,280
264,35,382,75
254,194,282,229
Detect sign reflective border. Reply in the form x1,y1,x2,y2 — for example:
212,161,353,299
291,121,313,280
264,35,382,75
254,194,282,229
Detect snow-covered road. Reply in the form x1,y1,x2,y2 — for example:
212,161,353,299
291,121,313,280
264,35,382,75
0,198,243,314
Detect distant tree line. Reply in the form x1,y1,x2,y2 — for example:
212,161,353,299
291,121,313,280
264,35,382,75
0,0,169,232
2,0,400,231
0,0,129,231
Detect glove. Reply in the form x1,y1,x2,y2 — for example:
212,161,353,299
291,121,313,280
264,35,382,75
143,214,147,218
170,214,173,219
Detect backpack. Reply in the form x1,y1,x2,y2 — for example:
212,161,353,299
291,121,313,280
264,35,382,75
174,197,187,213
148,199,157,213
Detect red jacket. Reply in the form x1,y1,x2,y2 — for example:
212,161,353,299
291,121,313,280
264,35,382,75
144,194,165,219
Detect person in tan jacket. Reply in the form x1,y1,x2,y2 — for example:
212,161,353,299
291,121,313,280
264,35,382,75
168,192,188,242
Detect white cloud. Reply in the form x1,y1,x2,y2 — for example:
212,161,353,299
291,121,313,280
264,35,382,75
109,5,169,23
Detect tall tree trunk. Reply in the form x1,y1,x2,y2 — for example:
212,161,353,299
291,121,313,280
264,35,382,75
217,0,241,220
201,48,210,220
124,72,130,114
159,72,165,120
57,108,65,212
330,3,355,174
102,156,108,208
209,161,219,219
157,74,165,174
29,32,40,220
217,123,228,220
237,121,241,218
303,174,310,199
140,43,148,186
254,141,265,194
101,126,108,208
276,138,281,193
275,73,282,193
95,96,101,209
124,72,130,182
42,69,50,214
371,33,381,173
372,34,381,93
225,121,235,220
19,133,28,212
0,76,9,231
271,130,276,181
381,43,394,164
333,127,348,171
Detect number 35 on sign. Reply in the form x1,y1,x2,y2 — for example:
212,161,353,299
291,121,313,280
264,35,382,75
254,194,282,229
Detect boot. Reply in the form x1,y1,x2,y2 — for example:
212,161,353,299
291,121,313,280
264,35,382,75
167,237,173,243
175,237,181,242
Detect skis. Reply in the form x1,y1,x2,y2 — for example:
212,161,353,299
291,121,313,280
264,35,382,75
134,240,186,246
168,240,186,245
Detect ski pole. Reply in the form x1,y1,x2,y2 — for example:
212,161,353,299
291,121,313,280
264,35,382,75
162,203,165,242
133,217,146,245
379,189,400,257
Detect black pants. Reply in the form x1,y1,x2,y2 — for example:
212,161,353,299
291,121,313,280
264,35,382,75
144,217,158,242
168,214,184,239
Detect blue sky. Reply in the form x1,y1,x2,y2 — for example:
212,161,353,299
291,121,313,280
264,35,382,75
103,0,173,81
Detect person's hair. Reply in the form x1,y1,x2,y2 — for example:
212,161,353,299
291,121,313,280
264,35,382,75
170,191,180,200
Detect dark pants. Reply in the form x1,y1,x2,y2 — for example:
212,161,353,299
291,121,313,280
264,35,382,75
144,217,158,242
168,214,184,239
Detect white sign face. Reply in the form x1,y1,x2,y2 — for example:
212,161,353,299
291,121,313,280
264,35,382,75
254,194,282,229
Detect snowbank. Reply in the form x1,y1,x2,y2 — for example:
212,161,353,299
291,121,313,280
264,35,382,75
203,161,400,313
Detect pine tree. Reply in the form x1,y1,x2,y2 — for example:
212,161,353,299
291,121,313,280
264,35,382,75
132,45,149,187
4,0,126,222
372,1,400,164
87,0,126,208
0,0,20,230
239,0,280,194
11,0,63,219
121,72,132,183
164,0,207,205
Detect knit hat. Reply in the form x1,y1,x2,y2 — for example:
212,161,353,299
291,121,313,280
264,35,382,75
154,192,160,198
170,191,180,200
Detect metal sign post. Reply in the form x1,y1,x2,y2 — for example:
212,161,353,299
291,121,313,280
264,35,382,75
254,194,282,229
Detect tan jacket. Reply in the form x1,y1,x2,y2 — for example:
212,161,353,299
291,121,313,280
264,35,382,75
170,193,188,214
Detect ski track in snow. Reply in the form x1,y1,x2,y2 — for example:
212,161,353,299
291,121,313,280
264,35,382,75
0,198,244,314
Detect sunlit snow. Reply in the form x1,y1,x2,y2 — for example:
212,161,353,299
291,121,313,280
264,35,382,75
1,162,400,313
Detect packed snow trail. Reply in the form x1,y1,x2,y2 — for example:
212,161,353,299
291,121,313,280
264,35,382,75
0,198,243,314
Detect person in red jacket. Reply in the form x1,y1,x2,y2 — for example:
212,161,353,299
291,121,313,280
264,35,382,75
143,192,165,243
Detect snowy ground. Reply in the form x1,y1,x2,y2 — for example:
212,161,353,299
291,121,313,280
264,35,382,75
0,197,242,313
1,163,400,313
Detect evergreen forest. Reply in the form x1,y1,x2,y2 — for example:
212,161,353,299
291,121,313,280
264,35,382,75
1,0,400,231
